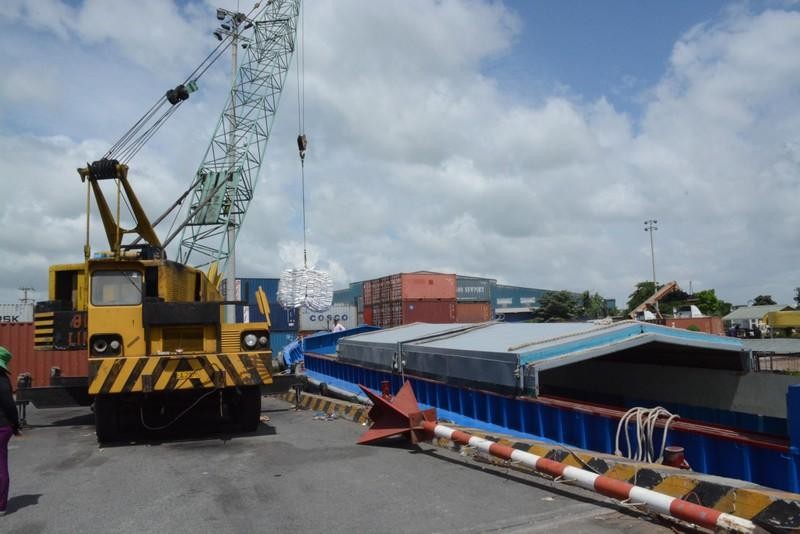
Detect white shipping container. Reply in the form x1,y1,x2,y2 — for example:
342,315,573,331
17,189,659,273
0,303,34,323
299,303,357,332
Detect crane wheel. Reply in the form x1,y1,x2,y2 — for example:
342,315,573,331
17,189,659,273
238,386,262,432
94,395,120,443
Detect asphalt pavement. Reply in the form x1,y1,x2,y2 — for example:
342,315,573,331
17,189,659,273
2,397,688,533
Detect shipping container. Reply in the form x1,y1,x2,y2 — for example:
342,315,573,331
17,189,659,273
491,284,550,309
299,303,357,331
332,282,363,306
379,276,392,302
0,303,34,323
363,305,373,325
456,276,494,302
270,330,297,356
392,273,456,301
0,323,87,389
666,317,725,336
236,277,281,304
373,299,457,327
332,289,353,306
403,299,456,325
456,302,491,322
363,280,373,306
236,302,297,331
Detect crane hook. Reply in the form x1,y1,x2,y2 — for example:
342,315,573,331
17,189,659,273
297,134,308,161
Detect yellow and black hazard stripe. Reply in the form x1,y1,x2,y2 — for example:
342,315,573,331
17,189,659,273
448,434,800,530
88,352,273,395
278,389,800,530
277,391,370,424
34,312,54,348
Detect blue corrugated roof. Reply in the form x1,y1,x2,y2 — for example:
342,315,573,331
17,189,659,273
339,320,744,371
516,322,742,366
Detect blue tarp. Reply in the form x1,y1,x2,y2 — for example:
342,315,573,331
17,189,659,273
282,338,304,368
283,325,381,368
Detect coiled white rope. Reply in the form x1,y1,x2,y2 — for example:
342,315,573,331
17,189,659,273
614,406,680,463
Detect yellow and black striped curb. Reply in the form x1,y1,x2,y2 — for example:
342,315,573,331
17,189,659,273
441,432,800,530
277,391,800,530
276,390,370,424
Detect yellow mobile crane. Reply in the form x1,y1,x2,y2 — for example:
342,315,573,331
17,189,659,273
24,1,302,442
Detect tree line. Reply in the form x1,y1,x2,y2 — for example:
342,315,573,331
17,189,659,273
527,284,800,323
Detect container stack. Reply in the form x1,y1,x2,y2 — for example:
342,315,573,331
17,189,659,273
0,302,34,324
363,272,457,328
332,282,364,324
298,302,357,334
455,276,494,322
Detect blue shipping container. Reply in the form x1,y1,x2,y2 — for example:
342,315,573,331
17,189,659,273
235,302,297,331
270,330,297,356
457,276,494,302
491,284,549,309
332,281,363,306
237,277,280,304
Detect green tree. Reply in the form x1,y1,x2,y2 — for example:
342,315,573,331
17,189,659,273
625,282,732,317
579,290,609,319
533,291,579,322
693,289,732,317
753,295,776,306
626,281,656,314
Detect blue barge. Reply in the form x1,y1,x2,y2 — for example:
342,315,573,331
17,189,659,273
299,322,800,492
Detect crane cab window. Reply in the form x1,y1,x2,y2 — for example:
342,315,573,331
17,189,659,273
91,271,143,306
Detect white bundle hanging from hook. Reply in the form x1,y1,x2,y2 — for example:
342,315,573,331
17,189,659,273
277,267,332,311
278,14,333,313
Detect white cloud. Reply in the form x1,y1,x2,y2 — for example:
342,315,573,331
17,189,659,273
0,1,799,309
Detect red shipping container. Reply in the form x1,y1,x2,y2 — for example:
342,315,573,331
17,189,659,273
363,305,374,325
402,299,456,324
379,276,391,303
393,273,456,301
666,317,725,336
379,303,394,328
0,323,87,390
363,281,373,306
456,302,491,323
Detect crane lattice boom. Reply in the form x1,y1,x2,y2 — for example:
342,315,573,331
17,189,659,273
176,0,300,271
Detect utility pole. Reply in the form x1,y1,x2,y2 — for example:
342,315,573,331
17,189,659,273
19,287,35,304
213,7,253,322
644,219,658,314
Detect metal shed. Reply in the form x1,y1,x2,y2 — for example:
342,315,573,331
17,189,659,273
336,320,746,396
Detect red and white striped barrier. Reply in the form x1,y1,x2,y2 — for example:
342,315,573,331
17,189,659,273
358,382,757,534
428,422,755,533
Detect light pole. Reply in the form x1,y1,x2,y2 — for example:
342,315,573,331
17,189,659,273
644,219,658,314
213,7,253,321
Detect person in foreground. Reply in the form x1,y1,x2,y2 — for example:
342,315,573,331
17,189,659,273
0,346,21,516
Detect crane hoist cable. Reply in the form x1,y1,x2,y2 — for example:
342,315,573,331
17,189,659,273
96,2,266,242
277,1,332,312
102,2,262,165
297,1,307,269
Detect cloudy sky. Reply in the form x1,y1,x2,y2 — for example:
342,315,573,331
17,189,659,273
1,0,799,308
